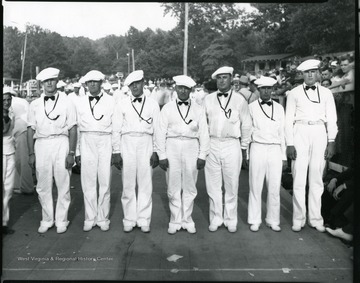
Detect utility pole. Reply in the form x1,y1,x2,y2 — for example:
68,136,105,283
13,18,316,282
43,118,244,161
20,29,28,90
127,53,130,75
183,3,189,75
131,49,135,71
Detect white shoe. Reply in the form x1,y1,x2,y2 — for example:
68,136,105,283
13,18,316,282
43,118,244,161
292,225,302,232
141,226,150,233
250,224,260,232
208,225,218,232
124,226,133,233
38,225,51,233
83,223,93,232
313,225,326,233
266,223,281,232
326,227,353,241
167,227,177,235
100,224,110,232
186,227,196,234
227,226,237,233
56,226,67,234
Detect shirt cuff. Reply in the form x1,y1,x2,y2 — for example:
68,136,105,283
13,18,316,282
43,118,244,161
158,153,167,160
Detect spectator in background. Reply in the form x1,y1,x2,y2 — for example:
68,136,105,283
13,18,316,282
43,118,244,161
323,167,354,242
321,79,332,88
248,75,260,104
57,80,67,93
3,87,16,234
239,75,253,104
9,87,35,195
232,77,241,92
102,82,112,95
321,67,333,82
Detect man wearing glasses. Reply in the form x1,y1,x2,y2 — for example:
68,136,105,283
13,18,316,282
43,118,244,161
74,70,120,232
285,59,337,233
114,70,160,233
27,67,77,234
203,66,252,233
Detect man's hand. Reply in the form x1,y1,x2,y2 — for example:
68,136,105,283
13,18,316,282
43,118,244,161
75,155,81,167
159,159,169,171
282,160,288,171
150,152,159,168
197,158,206,170
333,184,346,200
287,146,297,160
327,178,337,193
65,154,75,169
28,153,36,170
112,153,122,170
325,142,335,160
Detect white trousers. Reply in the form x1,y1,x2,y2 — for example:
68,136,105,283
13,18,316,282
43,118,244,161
248,143,282,226
121,134,153,227
205,138,242,227
292,124,327,227
166,138,199,230
3,153,16,226
35,136,71,228
80,133,112,227
14,131,34,193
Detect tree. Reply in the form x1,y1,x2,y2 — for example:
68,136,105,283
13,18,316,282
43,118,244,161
3,26,23,78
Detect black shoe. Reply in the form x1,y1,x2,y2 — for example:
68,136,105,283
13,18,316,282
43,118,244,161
72,165,81,174
2,226,15,234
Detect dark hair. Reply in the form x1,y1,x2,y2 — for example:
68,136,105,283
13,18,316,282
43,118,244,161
204,80,218,92
321,79,332,86
321,67,333,73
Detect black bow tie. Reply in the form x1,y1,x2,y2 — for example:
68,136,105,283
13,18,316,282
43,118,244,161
261,100,272,106
133,97,142,103
44,95,55,101
305,85,316,90
178,101,189,106
89,96,100,102
218,92,228,97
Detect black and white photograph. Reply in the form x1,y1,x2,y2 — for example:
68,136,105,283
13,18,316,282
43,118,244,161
2,1,357,282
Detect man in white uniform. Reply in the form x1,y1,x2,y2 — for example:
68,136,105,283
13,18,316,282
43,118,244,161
3,87,16,234
285,59,337,232
27,67,77,234
115,70,160,233
156,75,210,235
247,76,287,232
75,70,121,232
204,66,252,233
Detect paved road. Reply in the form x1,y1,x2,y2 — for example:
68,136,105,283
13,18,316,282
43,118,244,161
2,166,354,282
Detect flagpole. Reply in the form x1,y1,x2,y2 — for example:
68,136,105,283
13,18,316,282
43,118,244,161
183,3,189,75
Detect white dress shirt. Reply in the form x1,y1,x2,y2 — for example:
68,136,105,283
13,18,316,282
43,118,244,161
113,94,160,153
75,91,120,154
27,92,77,139
204,90,252,149
156,99,210,160
249,99,286,160
285,82,338,145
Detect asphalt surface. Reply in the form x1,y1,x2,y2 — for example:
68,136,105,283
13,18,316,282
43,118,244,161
2,166,354,282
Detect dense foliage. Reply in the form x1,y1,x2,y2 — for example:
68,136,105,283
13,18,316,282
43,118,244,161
3,0,355,82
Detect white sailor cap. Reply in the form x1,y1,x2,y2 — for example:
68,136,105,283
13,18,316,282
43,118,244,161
297,59,321,72
79,76,86,84
103,82,112,90
3,86,17,95
121,86,130,93
249,75,257,83
254,76,277,88
83,70,105,82
239,75,249,85
148,83,155,88
211,66,234,79
73,82,81,88
173,75,196,88
36,67,60,82
57,80,67,88
124,70,144,86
